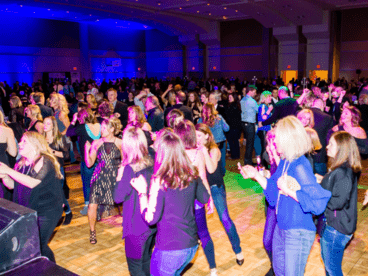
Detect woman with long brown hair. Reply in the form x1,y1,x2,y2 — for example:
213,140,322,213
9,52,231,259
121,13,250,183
196,123,244,266
130,131,210,275
174,120,217,275
198,103,229,175
127,106,151,131
187,91,202,124
0,131,63,262
317,131,362,276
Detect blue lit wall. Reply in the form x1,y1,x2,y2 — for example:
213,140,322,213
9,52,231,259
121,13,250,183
145,29,183,80
0,13,80,84
88,24,146,80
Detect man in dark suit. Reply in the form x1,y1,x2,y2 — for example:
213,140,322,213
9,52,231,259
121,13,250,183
259,87,308,128
107,88,128,129
32,92,54,119
164,91,193,124
310,98,334,175
145,96,164,132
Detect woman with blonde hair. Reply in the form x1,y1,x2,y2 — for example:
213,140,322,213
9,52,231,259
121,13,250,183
44,116,72,225
0,131,63,262
239,116,331,276
297,109,315,128
25,104,44,134
114,126,155,276
198,103,229,175
317,131,362,276
49,93,70,135
85,117,122,244
0,111,17,200
196,123,244,267
130,131,210,275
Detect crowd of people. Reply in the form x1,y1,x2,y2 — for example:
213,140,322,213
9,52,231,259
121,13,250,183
0,75,368,275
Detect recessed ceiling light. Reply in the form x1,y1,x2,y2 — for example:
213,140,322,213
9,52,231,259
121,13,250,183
224,7,227,10
179,7,182,9
197,10,199,13
209,13,211,15
89,14,92,16
20,5,23,7
157,2,161,5
207,3,210,5
223,16,227,19
235,10,238,12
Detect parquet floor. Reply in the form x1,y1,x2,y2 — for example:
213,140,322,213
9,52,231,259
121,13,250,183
51,154,368,276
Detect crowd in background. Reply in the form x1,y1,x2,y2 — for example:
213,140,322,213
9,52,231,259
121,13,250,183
1,74,368,276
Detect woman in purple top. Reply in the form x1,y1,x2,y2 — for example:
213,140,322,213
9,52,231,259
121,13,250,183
240,116,331,276
131,131,210,276
174,120,217,276
114,126,155,276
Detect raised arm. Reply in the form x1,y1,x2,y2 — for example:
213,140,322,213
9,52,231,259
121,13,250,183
0,160,43,189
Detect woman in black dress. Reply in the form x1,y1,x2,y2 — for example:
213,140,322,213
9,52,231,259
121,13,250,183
0,111,17,200
0,131,63,262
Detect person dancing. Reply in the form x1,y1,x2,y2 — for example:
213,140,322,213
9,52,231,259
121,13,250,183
196,123,244,266
131,131,210,276
0,131,63,262
114,126,156,276
174,120,217,276
239,116,331,276
317,131,361,276
85,117,122,244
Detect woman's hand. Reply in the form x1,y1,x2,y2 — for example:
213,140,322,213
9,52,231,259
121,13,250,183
315,173,323,184
72,112,78,124
238,163,258,179
130,175,148,195
116,166,125,182
0,162,11,175
277,174,289,196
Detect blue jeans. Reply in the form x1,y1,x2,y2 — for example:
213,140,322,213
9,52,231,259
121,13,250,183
218,141,226,176
60,167,71,213
321,225,352,276
150,244,199,276
211,185,241,254
314,162,327,176
80,161,96,204
195,207,216,269
272,224,315,276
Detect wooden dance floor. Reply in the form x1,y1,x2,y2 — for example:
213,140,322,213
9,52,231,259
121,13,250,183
51,155,368,276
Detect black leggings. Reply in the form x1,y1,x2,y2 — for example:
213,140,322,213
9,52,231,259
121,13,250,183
38,208,63,262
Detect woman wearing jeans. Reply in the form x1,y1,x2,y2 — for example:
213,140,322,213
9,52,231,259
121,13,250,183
196,123,244,266
316,131,361,276
239,116,331,276
131,131,210,276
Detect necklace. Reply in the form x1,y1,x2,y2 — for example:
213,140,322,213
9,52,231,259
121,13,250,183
21,164,32,176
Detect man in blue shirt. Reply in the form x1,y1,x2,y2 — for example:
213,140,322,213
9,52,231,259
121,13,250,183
240,86,258,165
